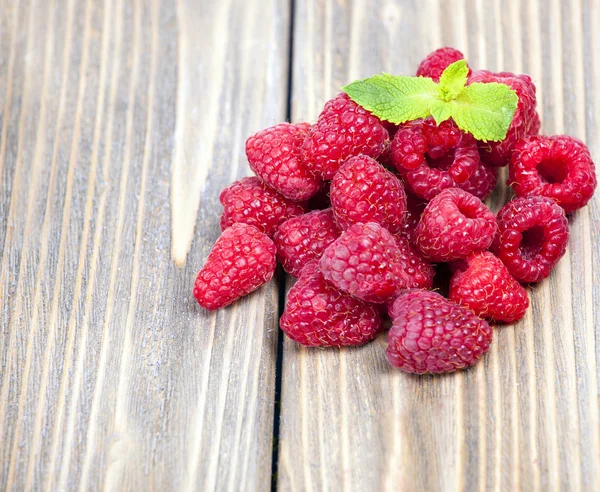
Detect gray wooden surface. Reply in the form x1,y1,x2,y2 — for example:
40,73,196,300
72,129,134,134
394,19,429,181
0,0,599,491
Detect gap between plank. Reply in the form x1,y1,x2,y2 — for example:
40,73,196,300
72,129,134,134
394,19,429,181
271,0,296,489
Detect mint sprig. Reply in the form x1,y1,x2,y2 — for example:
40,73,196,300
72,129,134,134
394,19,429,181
343,60,518,142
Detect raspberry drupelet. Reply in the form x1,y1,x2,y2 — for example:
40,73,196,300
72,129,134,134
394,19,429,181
386,290,493,374
508,135,597,213
493,195,569,283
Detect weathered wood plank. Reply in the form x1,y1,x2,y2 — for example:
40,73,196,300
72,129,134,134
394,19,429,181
0,0,289,489
278,0,600,490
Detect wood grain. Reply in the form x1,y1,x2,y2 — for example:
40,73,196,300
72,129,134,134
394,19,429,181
277,0,600,490
0,0,289,489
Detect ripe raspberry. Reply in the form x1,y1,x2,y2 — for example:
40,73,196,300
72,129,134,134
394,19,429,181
386,290,493,374
415,188,497,262
400,193,427,243
319,222,403,303
274,208,341,277
193,223,276,310
457,160,498,200
468,70,538,167
301,93,390,179
449,251,529,323
493,195,569,283
416,47,471,82
508,135,597,213
391,117,480,200
246,122,320,201
417,149,499,200
529,111,541,135
220,177,307,237
330,155,407,233
280,261,383,347
393,234,435,290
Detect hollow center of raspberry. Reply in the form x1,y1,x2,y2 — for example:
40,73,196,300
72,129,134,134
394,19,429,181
537,158,568,184
520,225,546,260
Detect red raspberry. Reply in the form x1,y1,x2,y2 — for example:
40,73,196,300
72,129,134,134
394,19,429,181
493,196,569,283
330,155,407,233
273,208,341,277
457,160,498,200
280,261,383,347
508,135,597,213
416,47,471,82
468,70,538,167
393,234,435,290
449,251,529,323
391,117,480,200
220,177,307,237
400,193,427,243
415,188,497,262
386,290,493,374
417,148,499,200
529,111,541,135
246,122,321,201
193,223,276,310
301,93,390,179
319,222,403,303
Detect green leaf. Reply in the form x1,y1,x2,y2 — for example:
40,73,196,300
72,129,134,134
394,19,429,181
438,60,469,100
450,82,519,142
343,73,440,124
429,100,453,125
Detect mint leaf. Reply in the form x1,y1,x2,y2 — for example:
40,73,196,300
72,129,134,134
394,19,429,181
343,73,439,124
429,100,453,124
450,82,518,142
342,65,519,142
438,60,469,100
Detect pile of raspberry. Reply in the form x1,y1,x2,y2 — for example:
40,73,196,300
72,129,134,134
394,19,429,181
194,47,597,375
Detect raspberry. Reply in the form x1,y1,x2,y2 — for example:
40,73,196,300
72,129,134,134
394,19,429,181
220,177,307,237
508,135,597,213
400,193,427,243
301,93,390,179
193,223,276,310
468,70,538,167
246,122,320,201
529,111,541,135
319,222,403,303
386,290,493,374
416,47,471,82
449,251,529,323
391,117,480,200
393,234,435,290
493,195,569,283
280,261,383,347
274,208,341,277
330,155,407,233
457,160,498,200
415,188,497,262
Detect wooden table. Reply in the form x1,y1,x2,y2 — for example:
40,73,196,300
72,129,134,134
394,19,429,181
1,0,599,490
